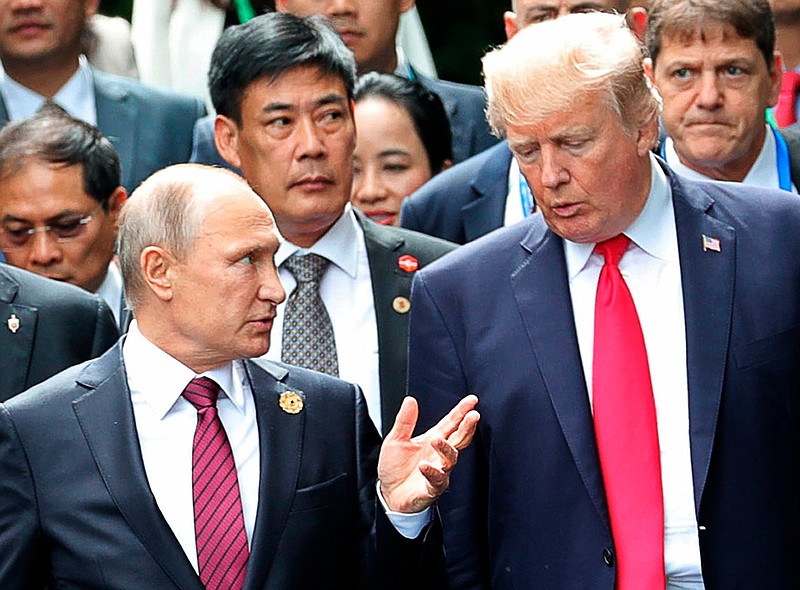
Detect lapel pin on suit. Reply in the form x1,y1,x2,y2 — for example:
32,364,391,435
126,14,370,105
702,234,721,253
392,296,411,314
397,254,419,273
279,391,304,414
7,313,19,333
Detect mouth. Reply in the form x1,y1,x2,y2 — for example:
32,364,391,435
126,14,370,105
249,315,275,332
291,175,335,192
550,202,582,218
9,20,50,37
363,210,396,226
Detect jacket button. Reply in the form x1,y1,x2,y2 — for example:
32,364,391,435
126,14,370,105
603,548,615,567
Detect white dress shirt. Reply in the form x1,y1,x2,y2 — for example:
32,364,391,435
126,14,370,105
95,261,125,327
504,157,531,227
0,55,97,124
664,125,798,193
565,154,704,588
266,205,383,432
123,321,260,572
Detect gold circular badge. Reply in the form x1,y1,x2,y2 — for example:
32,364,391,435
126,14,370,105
279,391,304,414
392,296,411,314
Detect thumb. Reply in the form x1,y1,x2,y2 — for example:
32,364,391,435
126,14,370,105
385,396,419,442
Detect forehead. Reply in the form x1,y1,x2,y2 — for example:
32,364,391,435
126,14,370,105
516,0,624,13
659,22,760,57
195,186,277,240
241,66,349,111
0,160,93,214
282,0,401,15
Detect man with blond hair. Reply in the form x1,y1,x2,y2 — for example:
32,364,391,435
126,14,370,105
410,12,800,589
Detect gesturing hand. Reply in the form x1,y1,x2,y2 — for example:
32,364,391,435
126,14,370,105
378,395,479,514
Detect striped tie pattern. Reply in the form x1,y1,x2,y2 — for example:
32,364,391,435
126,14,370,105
182,377,249,590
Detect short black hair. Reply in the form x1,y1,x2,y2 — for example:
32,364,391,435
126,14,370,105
354,73,453,173
209,11,357,124
0,103,121,209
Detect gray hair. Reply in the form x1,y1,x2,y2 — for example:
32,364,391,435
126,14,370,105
483,11,660,138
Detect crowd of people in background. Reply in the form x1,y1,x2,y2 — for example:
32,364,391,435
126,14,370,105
1,0,800,588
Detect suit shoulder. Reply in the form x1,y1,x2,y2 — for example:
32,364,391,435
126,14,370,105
420,75,486,103
2,360,94,417
1,264,107,314
366,221,457,262
93,70,205,112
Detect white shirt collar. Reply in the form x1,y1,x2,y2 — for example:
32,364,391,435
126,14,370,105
122,320,247,421
0,55,96,124
95,260,123,325
664,124,795,192
564,152,674,281
274,205,361,279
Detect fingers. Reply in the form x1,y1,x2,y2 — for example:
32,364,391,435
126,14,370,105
384,396,419,443
432,394,479,440
447,409,480,451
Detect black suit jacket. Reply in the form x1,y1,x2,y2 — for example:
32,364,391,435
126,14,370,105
401,141,512,244
0,69,206,192
355,211,456,434
0,264,118,402
0,345,443,589
409,168,800,588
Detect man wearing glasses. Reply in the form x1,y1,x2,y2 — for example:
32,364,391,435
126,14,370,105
0,103,129,328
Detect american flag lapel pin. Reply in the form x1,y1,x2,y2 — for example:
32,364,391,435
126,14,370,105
702,234,721,253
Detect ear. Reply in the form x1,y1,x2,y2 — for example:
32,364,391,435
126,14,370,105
503,11,519,41
636,116,660,157
215,115,243,170
643,56,656,85
399,0,416,15
627,7,647,42
107,187,127,226
140,246,175,302
274,0,289,12
439,159,453,173
768,51,784,108
85,0,100,20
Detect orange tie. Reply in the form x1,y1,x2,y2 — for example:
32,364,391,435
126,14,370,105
592,235,665,589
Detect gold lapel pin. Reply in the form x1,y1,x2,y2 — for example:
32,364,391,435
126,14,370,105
392,296,411,314
7,313,20,334
279,391,304,414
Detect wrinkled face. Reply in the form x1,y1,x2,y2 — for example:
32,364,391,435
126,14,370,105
506,91,655,243
276,0,411,73
166,189,286,372
506,0,625,37
648,24,781,181
0,0,97,65
0,159,121,292
351,97,433,226
220,66,355,246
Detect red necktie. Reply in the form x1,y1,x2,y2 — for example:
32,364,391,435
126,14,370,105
592,235,665,589
775,70,800,128
182,377,249,590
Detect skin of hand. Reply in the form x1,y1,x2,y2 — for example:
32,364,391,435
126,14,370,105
378,395,480,514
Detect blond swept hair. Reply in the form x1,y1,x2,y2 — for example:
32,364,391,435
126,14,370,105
483,12,660,138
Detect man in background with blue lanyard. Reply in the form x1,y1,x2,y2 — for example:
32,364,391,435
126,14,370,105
644,0,800,193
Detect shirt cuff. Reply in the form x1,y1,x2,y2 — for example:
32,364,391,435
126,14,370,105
376,480,433,539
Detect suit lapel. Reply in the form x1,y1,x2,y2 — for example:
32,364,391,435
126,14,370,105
356,212,410,435
0,95,9,125
671,174,735,512
511,224,610,526
72,345,203,590
242,359,305,590
462,143,512,241
93,72,137,191
0,271,35,400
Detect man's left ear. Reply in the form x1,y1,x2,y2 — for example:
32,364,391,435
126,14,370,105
215,115,243,170
399,0,416,15
768,52,785,108
637,116,660,157
108,187,127,225
85,0,100,20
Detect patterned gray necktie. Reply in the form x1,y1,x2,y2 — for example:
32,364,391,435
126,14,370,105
281,253,339,376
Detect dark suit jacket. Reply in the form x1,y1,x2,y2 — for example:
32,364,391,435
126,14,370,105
401,140,512,244
0,346,443,589
408,168,800,589
0,69,206,192
0,264,118,402
355,210,456,434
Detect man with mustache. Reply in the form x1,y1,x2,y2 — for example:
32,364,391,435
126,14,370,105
644,0,800,191
211,12,455,435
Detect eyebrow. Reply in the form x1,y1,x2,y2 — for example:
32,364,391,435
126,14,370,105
2,210,85,224
262,93,348,114
378,149,412,158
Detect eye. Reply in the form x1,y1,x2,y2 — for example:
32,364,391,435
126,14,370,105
673,68,692,80
383,163,410,173
724,65,744,76
529,11,555,23
238,254,255,265
2,226,32,245
51,218,85,239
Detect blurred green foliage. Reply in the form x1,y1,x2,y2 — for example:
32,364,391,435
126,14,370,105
98,0,507,85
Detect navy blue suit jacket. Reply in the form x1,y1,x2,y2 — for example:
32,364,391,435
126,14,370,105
0,346,443,589
0,70,206,192
401,141,511,244
408,167,800,589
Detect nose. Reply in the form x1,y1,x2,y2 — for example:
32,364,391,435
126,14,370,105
28,230,63,267
352,165,387,206
258,262,287,306
9,0,43,11
296,117,326,161
327,0,357,16
538,147,569,189
695,72,723,110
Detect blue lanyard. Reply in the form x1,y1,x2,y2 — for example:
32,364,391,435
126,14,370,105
661,128,793,192
519,172,534,217
772,124,793,192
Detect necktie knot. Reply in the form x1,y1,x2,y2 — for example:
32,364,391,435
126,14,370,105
182,376,221,410
283,253,329,284
594,234,630,267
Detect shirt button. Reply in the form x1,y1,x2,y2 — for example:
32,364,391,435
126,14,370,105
602,547,615,567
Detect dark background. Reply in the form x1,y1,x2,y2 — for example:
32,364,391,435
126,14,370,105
98,0,508,86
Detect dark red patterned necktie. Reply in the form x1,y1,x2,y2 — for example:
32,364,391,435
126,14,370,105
592,235,665,590
182,377,249,590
